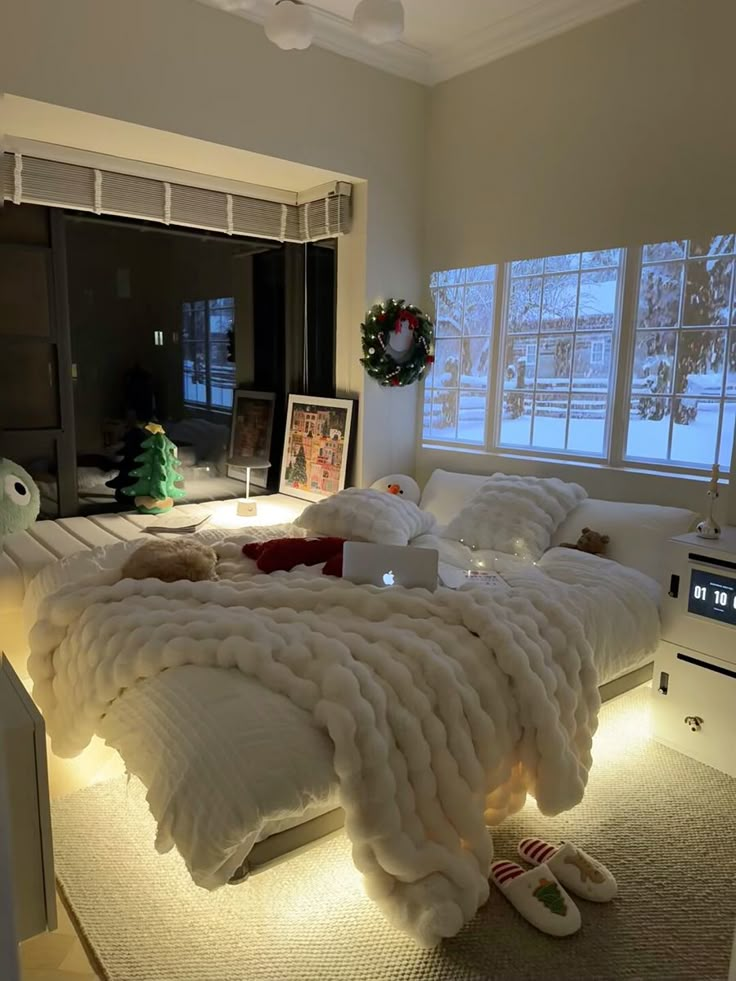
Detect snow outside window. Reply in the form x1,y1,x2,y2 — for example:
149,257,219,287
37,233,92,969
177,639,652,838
498,250,623,457
625,235,736,470
423,266,495,444
182,297,236,411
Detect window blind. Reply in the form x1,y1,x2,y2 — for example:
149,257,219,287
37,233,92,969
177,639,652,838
0,151,351,243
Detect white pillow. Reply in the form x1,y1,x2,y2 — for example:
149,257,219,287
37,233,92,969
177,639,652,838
420,469,491,527
445,474,587,559
551,499,697,582
294,488,437,546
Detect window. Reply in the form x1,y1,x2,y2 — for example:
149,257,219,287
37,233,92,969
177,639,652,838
423,265,495,444
423,235,736,475
182,297,236,411
499,250,623,456
625,235,736,469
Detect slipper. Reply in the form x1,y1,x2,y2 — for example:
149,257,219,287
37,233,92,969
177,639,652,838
518,838,617,903
490,860,581,936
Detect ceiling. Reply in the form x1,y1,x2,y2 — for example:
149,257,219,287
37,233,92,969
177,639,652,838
196,0,643,85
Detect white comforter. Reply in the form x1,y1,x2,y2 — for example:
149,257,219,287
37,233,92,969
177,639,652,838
26,528,660,947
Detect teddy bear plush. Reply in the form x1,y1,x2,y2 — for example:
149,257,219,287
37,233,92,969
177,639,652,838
559,527,610,557
121,537,218,582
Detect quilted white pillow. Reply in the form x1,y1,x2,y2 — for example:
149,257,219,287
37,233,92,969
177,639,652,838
445,474,587,559
294,488,438,546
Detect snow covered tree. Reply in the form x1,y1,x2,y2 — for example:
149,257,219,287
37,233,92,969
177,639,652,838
122,423,185,514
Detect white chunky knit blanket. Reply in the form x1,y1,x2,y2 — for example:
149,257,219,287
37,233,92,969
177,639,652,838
27,561,615,948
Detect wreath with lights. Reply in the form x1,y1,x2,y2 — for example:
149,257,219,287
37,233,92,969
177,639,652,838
360,299,435,387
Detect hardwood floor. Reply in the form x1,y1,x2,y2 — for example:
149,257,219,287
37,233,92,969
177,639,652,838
19,895,98,981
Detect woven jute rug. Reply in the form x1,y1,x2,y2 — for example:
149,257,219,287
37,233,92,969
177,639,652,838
52,686,736,981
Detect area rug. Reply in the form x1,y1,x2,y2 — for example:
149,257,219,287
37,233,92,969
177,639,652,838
51,686,736,981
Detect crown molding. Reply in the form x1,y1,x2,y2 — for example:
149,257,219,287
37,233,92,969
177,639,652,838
197,0,643,88
429,0,643,84
198,0,433,85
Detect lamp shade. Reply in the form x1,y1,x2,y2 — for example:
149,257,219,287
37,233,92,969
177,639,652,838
353,0,404,44
264,0,314,50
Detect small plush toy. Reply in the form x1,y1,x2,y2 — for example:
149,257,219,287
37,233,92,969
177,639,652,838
121,538,218,582
0,458,40,537
559,527,610,557
243,537,345,576
369,473,421,505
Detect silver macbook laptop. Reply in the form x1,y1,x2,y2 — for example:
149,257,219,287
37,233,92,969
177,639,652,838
342,542,439,591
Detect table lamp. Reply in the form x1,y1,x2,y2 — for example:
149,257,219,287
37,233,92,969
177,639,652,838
228,455,271,517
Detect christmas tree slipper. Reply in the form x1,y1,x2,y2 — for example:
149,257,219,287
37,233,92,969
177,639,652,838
518,839,617,903
490,860,581,936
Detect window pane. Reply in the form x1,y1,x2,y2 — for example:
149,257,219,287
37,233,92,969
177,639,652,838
463,282,494,336
637,263,684,330
460,336,491,387
537,335,573,389
430,389,458,440
541,273,577,332
626,396,672,461
572,333,611,392
683,258,733,326
434,286,463,337
720,402,736,468
567,396,607,455
675,329,726,395
581,249,622,269
504,336,537,389
689,235,735,257
630,330,676,395
642,241,686,263
435,338,461,386
544,253,580,273
430,268,466,288
578,268,618,330
670,398,718,466
508,276,542,333
466,265,496,283
511,257,543,277
727,334,736,395
500,393,532,446
532,394,568,450
458,391,486,443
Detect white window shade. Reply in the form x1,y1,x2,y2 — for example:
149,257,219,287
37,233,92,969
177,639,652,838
0,151,352,243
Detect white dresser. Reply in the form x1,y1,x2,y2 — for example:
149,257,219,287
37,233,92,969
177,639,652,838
653,528,736,776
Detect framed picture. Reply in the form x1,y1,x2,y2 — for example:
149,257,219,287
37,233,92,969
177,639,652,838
227,390,276,490
279,395,356,502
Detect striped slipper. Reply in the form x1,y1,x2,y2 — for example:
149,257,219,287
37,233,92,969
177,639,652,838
490,860,581,937
518,838,617,903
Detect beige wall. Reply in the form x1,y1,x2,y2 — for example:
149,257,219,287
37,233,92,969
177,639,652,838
426,0,736,272
1,0,428,484
422,0,736,519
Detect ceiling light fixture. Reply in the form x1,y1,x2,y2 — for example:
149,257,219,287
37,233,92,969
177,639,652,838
264,0,315,51
260,0,405,52
352,0,405,45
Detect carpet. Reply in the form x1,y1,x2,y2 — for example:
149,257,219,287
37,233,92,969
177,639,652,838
51,686,736,981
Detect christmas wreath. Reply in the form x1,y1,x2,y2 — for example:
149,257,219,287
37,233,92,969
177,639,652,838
360,298,435,387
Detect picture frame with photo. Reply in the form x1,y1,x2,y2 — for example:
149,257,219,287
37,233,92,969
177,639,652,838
279,395,356,502
227,389,276,490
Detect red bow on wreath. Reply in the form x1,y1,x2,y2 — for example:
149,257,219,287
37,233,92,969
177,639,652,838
394,312,419,333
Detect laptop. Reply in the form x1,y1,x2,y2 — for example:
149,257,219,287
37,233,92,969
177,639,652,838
342,542,439,591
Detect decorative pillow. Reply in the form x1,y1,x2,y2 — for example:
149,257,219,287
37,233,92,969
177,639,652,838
295,487,437,546
444,474,587,559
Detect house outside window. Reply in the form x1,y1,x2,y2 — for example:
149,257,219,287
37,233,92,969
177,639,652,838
182,297,236,411
422,233,736,475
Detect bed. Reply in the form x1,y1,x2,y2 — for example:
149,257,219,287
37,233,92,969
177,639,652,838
4,470,699,946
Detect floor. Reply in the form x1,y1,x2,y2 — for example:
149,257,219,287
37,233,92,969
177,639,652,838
19,896,97,981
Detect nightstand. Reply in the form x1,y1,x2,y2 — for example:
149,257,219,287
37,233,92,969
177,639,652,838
653,528,736,776
0,654,56,958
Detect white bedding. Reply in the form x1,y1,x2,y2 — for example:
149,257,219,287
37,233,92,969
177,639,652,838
25,526,661,945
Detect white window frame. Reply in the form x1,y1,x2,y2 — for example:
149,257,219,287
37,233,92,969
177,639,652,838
422,241,736,478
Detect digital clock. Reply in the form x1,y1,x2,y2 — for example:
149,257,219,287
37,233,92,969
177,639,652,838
687,569,736,626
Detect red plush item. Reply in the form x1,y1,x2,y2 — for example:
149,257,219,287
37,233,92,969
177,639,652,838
242,537,345,575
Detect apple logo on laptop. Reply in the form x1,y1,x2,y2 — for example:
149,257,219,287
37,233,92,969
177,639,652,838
383,570,395,586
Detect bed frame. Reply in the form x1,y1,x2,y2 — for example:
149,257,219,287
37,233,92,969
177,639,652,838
236,660,655,879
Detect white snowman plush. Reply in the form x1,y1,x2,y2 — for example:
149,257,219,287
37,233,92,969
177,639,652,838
369,474,421,506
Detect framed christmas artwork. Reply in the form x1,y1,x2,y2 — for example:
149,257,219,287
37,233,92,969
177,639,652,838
227,390,276,490
279,395,356,503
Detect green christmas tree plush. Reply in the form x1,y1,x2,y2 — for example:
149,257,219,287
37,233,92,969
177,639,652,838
122,423,186,515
